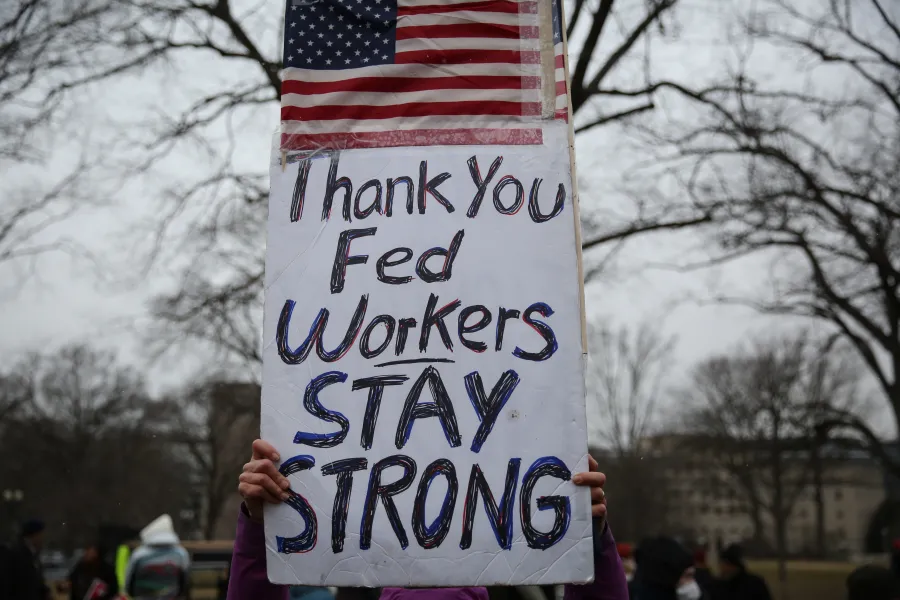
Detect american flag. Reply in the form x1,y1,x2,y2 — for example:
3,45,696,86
280,0,570,150
551,0,569,122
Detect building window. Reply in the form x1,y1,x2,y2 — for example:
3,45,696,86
835,490,843,501
837,510,844,520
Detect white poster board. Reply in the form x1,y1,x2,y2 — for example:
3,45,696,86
262,123,591,587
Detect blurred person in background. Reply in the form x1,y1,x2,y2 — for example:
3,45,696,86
4,518,51,600
218,560,232,600
713,545,770,600
617,543,635,584
846,565,899,600
69,543,118,600
627,536,700,600
290,585,335,600
627,545,643,599
891,540,900,579
690,550,713,599
125,515,190,599
0,541,9,597
115,544,131,593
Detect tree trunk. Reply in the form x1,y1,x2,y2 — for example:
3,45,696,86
772,427,790,600
776,519,790,600
749,500,765,544
204,476,219,540
625,459,639,542
812,432,825,558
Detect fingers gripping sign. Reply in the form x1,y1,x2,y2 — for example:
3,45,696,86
239,440,289,522
242,435,611,563
572,454,608,520
239,440,319,554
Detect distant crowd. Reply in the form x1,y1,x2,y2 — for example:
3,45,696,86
617,538,899,600
3,518,900,600
0,515,189,600
2,516,899,600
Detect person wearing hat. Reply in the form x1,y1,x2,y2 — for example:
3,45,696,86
846,565,900,600
713,544,771,600
6,519,51,600
124,514,191,599
629,536,702,600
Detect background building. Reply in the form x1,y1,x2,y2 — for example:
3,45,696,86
598,435,887,557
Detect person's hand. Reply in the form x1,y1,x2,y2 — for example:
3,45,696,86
572,455,607,519
238,439,291,523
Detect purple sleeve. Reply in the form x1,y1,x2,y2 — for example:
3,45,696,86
563,520,628,600
226,504,289,600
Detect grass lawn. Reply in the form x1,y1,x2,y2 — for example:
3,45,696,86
180,560,877,600
747,560,858,600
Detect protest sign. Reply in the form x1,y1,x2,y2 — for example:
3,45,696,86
261,123,591,586
260,0,590,588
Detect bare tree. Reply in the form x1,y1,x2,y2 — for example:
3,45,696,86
0,1,115,278
586,318,676,540
567,0,680,132
0,368,32,425
0,344,192,550
683,332,865,595
588,318,675,454
596,1,900,465
166,378,260,539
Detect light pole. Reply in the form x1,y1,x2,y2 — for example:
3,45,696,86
179,508,195,540
2,488,24,542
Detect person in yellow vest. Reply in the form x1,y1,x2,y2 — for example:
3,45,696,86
115,545,130,599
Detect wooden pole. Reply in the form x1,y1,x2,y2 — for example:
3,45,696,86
557,3,589,355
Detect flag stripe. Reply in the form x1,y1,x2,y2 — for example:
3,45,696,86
397,12,523,26
394,49,540,64
397,36,536,51
281,100,542,121
396,23,538,40
284,63,531,81
281,127,543,150
553,21,569,123
281,75,541,95
397,1,525,16
283,88,527,107
282,114,544,134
